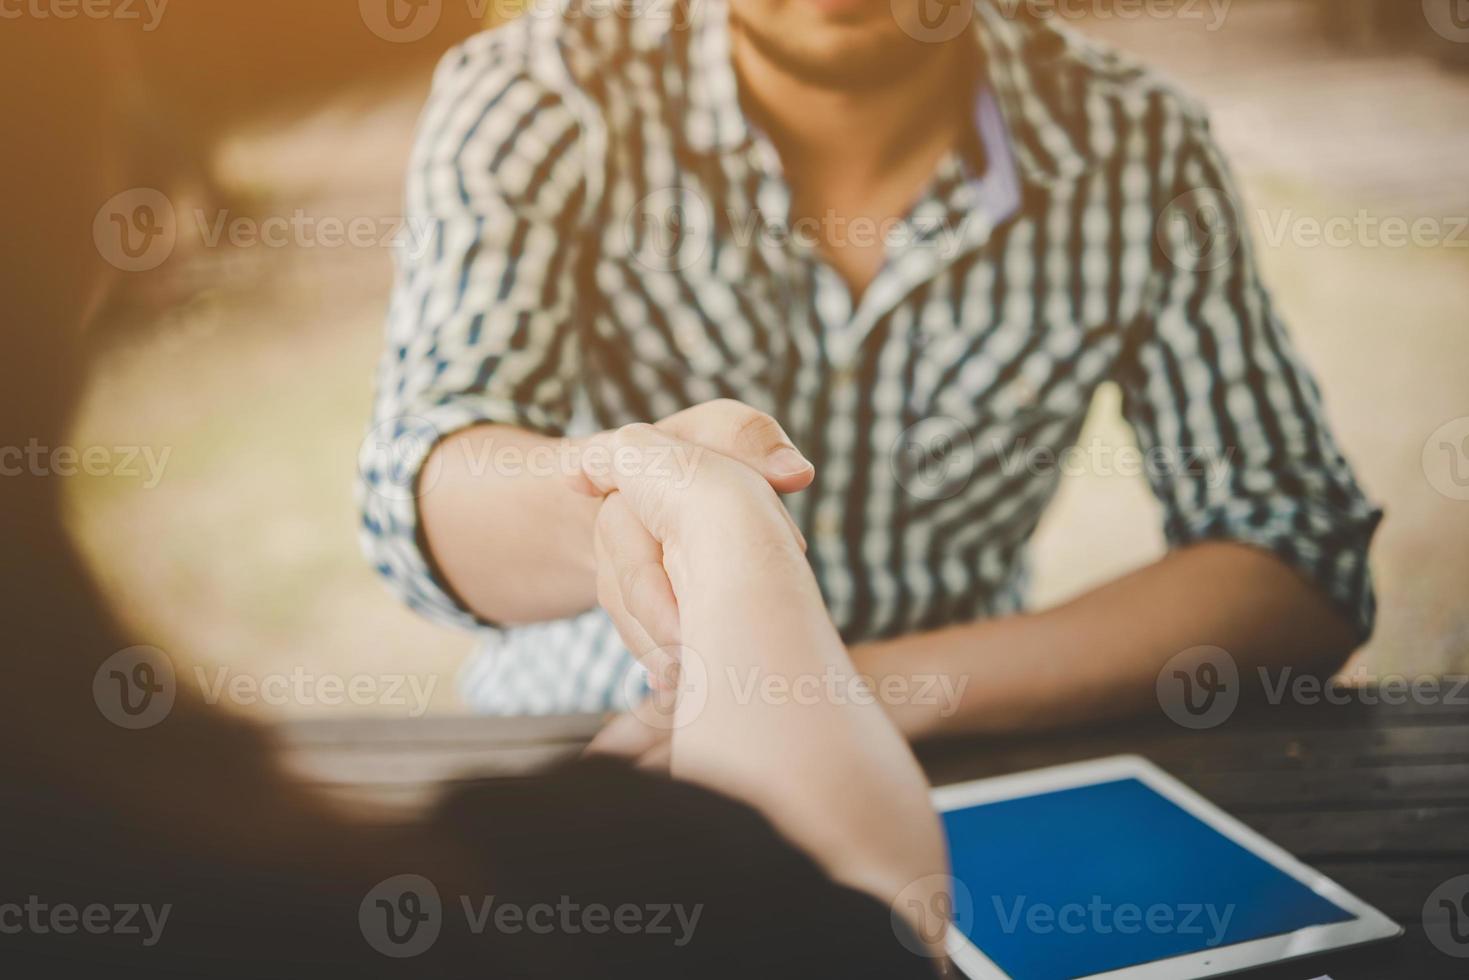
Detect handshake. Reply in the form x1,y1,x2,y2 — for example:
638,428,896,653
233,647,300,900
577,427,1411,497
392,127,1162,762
567,402,949,953
569,399,817,705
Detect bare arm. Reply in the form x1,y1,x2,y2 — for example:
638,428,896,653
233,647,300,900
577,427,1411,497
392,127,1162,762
851,107,1370,740
854,541,1357,739
419,424,601,626
580,425,947,949
417,401,815,626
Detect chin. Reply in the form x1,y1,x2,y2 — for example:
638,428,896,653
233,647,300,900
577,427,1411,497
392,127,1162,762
731,0,928,90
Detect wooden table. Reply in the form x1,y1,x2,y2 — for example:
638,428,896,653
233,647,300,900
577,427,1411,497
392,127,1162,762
284,695,1469,978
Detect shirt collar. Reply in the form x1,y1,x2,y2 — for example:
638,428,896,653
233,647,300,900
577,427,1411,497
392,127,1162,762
672,0,1092,187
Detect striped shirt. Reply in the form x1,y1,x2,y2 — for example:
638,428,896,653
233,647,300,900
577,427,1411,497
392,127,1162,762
358,0,1381,714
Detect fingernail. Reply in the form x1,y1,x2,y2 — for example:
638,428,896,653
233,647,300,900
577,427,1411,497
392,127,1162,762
767,446,812,478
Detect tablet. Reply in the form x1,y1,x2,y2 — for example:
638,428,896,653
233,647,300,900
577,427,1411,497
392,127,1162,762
932,756,1401,979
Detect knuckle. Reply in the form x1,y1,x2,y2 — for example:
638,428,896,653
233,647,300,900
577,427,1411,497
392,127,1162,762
732,411,781,450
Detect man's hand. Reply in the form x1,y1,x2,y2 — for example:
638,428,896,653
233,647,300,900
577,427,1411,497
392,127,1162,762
572,422,805,683
573,398,816,679
416,399,810,627
652,399,814,496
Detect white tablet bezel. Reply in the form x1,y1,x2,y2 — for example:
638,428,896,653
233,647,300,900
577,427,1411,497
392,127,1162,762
931,755,1403,980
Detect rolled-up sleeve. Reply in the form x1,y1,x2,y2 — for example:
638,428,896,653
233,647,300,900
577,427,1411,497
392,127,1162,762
357,36,594,630
1117,112,1382,639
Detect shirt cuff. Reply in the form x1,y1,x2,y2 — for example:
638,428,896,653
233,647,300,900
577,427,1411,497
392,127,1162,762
357,397,571,632
1165,496,1384,641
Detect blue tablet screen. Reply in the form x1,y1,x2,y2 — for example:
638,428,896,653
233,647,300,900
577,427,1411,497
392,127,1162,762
942,777,1354,979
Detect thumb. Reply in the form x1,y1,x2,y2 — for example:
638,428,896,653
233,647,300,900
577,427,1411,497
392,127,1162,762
657,399,814,493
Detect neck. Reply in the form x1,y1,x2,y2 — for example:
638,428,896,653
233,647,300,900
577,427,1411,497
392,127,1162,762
730,25,970,179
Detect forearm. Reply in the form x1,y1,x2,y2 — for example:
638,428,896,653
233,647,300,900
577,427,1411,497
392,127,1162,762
668,511,944,911
419,424,599,625
856,541,1359,740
